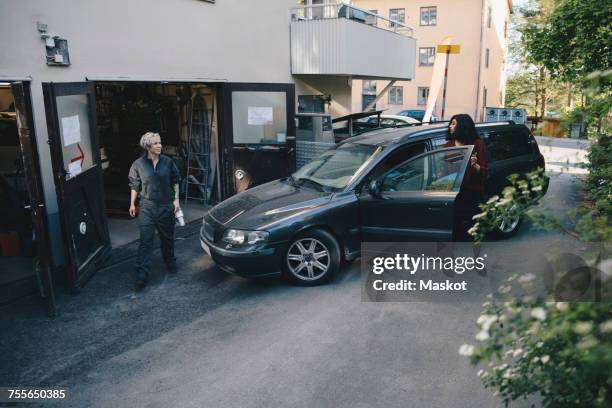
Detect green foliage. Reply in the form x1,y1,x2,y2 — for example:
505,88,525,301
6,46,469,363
469,169,547,242
462,293,612,407
521,0,612,83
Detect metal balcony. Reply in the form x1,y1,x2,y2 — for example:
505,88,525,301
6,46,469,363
290,4,416,80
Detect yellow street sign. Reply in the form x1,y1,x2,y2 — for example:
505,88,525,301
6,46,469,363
437,44,461,54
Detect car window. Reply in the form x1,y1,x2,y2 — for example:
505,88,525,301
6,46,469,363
293,142,380,191
380,148,468,192
481,127,531,161
366,143,426,184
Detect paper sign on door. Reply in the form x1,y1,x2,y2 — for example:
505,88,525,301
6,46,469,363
61,115,81,146
248,107,273,125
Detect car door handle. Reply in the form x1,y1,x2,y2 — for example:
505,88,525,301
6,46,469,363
427,202,448,210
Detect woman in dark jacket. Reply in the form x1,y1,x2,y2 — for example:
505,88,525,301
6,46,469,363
446,114,488,241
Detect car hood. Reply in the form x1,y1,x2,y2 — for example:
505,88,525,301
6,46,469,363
209,179,332,229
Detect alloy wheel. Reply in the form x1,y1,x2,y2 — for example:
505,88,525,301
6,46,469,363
286,238,330,281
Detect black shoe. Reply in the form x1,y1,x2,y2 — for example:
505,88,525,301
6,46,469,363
135,278,147,289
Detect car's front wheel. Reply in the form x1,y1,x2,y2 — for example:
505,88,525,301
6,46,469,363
283,229,341,286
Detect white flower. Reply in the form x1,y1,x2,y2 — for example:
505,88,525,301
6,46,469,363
536,341,544,348
574,321,593,335
498,285,512,294
555,302,569,312
477,315,498,332
472,212,487,220
530,307,547,321
531,185,543,192
578,337,598,349
487,195,500,204
512,348,523,358
495,198,511,207
477,369,485,377
518,273,536,283
599,320,612,333
459,344,475,356
475,330,490,341
531,357,540,364
540,355,550,363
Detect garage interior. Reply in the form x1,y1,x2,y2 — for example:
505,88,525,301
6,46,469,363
94,82,218,247
0,83,39,304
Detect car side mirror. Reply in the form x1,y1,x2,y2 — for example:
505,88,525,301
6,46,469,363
369,179,382,198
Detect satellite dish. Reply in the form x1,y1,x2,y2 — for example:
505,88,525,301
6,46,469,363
501,110,508,116
514,111,522,117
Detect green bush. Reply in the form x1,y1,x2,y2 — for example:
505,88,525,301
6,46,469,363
461,292,612,407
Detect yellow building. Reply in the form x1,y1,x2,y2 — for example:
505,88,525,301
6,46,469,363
351,0,512,121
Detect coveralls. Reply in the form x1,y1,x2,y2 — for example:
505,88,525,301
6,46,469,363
128,154,180,281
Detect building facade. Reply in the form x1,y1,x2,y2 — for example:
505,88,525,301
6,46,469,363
0,0,415,312
350,0,512,120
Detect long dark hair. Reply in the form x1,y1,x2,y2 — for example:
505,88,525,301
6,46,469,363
447,114,479,144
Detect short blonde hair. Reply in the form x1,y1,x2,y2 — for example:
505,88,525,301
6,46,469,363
139,132,161,150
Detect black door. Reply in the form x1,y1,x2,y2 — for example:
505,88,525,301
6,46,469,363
360,146,473,241
11,82,56,315
218,83,296,199
43,82,110,291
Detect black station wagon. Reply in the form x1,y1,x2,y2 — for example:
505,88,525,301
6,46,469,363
200,121,546,285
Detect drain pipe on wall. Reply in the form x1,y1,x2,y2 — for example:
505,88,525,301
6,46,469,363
474,0,486,120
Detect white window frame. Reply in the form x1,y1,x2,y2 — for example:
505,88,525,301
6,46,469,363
419,47,436,66
417,87,430,106
388,86,404,105
420,6,437,26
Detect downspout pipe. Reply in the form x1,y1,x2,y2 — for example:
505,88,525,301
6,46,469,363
475,0,486,120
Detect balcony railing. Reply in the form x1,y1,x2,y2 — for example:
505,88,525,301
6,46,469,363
290,3,414,38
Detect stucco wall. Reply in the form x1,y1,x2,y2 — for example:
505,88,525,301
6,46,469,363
0,0,298,266
351,0,510,120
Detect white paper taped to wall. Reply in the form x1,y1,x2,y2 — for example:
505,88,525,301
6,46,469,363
248,107,273,125
61,115,81,146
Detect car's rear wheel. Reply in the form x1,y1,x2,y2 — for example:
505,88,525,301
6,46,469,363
495,205,522,239
283,229,341,286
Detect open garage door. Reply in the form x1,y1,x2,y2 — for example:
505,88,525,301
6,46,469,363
43,82,110,291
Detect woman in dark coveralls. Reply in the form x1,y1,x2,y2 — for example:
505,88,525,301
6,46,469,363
128,132,181,288
446,114,488,241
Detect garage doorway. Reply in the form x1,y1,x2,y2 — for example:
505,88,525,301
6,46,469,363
0,81,55,314
93,82,218,247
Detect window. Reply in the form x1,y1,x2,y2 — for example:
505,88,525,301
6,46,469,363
366,143,426,183
487,6,492,28
388,86,403,105
482,129,532,161
381,148,468,192
366,9,378,26
419,47,436,66
420,7,437,26
292,142,379,191
485,48,490,68
362,80,377,95
417,87,430,106
389,8,405,27
231,91,287,144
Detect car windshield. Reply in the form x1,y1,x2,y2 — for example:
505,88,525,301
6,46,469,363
292,143,380,191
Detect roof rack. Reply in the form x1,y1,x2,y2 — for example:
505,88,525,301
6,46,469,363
476,120,516,126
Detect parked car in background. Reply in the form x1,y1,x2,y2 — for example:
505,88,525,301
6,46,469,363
396,109,440,123
366,115,420,127
201,121,547,285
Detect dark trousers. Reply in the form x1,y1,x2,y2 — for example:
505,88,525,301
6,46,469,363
453,189,484,242
136,202,176,280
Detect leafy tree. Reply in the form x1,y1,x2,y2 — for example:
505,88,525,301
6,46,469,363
521,0,612,83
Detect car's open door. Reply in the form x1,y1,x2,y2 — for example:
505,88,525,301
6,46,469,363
43,82,110,291
359,146,473,241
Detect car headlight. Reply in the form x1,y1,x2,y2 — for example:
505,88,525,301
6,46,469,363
222,229,269,245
